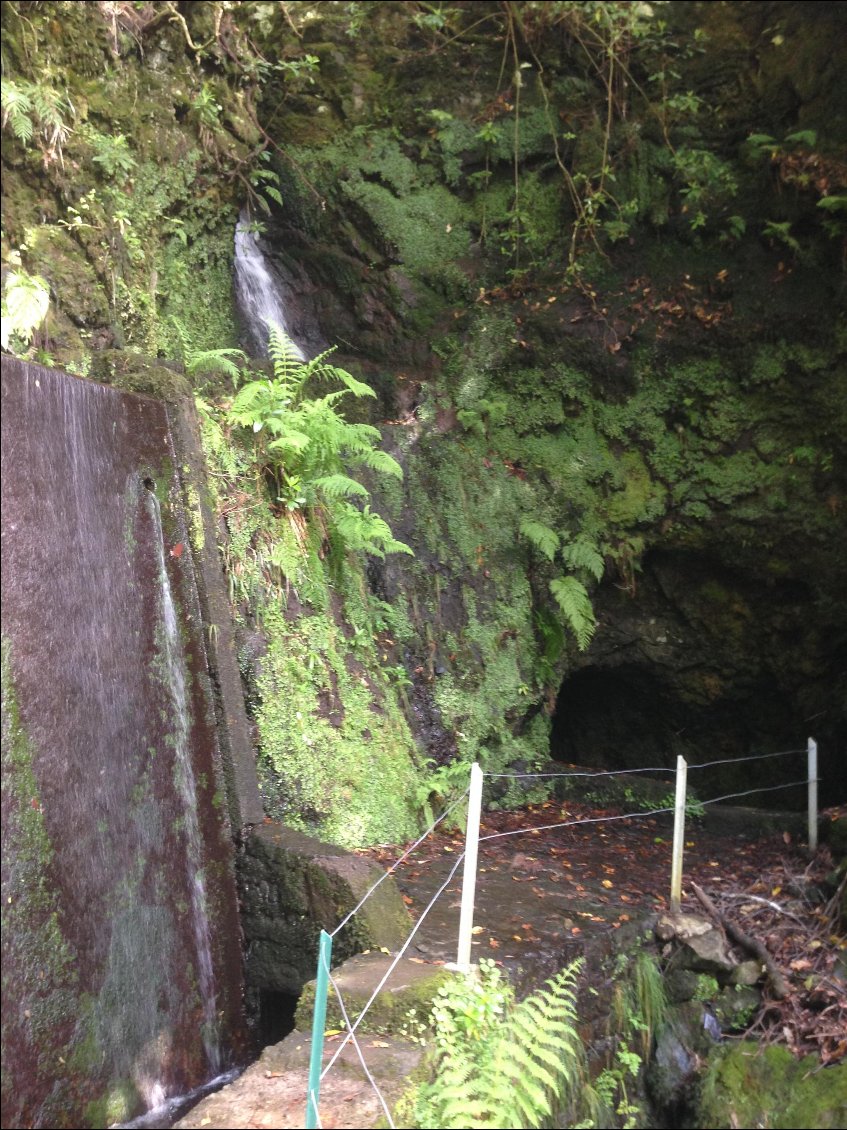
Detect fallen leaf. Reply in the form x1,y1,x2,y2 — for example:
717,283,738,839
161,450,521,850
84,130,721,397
602,879,613,889
471,925,485,935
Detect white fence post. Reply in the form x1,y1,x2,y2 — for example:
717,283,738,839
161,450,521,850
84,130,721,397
670,755,687,914
808,737,818,853
456,762,484,972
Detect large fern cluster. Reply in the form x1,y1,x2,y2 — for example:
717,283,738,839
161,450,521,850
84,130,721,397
409,958,586,1129
228,324,412,559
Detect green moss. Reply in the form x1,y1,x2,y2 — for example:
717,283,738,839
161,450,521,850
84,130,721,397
83,1080,140,1129
255,604,422,847
184,483,206,553
696,1043,847,1129
605,451,667,525
1,640,80,1127
295,956,453,1036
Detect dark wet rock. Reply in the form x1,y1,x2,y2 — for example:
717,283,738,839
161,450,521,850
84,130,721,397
240,824,412,998
647,1001,719,1112
712,984,761,1032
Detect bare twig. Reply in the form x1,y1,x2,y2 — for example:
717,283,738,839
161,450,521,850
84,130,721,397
718,892,806,927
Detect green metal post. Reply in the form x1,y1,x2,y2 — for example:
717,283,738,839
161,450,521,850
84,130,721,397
306,929,333,1129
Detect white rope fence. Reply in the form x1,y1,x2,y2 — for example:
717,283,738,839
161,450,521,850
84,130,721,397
306,735,821,1127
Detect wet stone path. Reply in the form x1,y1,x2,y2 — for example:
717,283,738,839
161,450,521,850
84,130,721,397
361,800,803,986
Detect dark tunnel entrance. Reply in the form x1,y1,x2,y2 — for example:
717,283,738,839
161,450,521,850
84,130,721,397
545,661,841,807
549,665,683,773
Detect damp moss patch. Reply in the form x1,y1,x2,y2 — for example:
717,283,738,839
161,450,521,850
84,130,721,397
696,1042,847,1129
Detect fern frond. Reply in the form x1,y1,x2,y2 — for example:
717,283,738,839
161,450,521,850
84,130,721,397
185,346,246,382
341,420,383,446
267,430,311,452
311,474,369,500
550,575,596,651
561,535,605,581
266,322,305,388
326,365,377,399
520,519,560,562
2,270,50,348
413,958,585,1129
1,82,34,142
357,447,404,478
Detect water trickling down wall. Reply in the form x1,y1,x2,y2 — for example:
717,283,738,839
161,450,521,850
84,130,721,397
1,358,246,1128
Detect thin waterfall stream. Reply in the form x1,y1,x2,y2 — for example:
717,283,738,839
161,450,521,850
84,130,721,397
234,212,305,358
144,485,220,1076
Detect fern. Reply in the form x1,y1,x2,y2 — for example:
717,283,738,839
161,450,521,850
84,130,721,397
1,79,73,161
561,535,605,582
1,81,34,143
410,958,586,1129
550,575,596,651
520,518,560,562
1,270,50,351
310,473,369,500
228,322,410,559
184,346,247,384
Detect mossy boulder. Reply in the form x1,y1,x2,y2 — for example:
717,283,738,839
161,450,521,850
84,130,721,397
695,1042,847,1129
240,824,412,996
90,350,192,402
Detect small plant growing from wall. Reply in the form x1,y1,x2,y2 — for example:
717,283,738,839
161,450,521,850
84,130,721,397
520,519,602,650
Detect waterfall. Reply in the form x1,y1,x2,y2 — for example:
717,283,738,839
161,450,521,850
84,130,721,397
234,213,305,359
145,487,220,1075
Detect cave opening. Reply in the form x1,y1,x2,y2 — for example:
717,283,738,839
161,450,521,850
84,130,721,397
549,665,681,772
547,662,825,809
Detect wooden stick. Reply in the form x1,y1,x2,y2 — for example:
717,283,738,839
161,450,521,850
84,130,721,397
691,881,789,1000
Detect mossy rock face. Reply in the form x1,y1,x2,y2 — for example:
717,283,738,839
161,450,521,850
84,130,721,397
695,1042,847,1129
295,953,452,1036
90,350,192,402
239,824,412,996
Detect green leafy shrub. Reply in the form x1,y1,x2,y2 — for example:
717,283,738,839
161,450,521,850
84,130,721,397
406,957,586,1129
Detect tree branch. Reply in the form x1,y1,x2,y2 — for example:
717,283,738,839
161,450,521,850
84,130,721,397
691,881,789,1000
